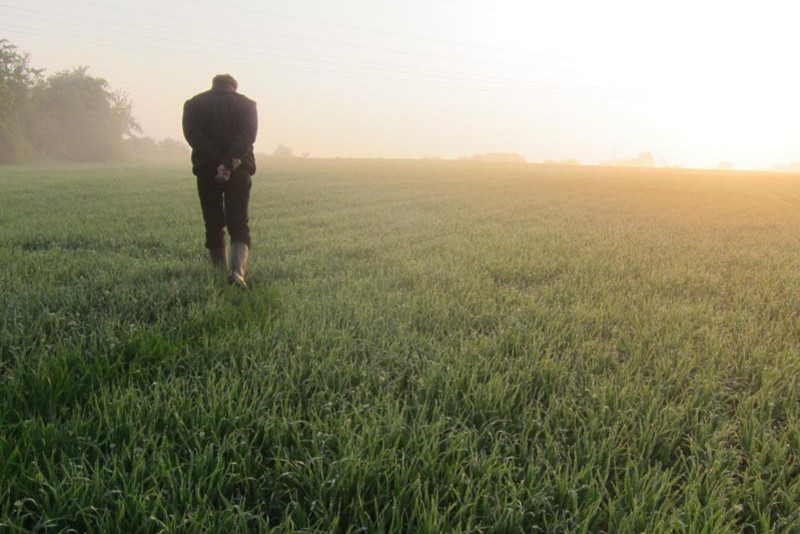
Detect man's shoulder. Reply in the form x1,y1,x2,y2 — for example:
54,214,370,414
184,89,255,114
184,90,213,106
233,92,256,107
183,91,211,108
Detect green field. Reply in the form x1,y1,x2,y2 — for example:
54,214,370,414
2,160,800,532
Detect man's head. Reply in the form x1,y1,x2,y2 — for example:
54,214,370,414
211,74,238,92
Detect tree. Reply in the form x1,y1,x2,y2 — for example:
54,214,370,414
609,151,656,168
31,66,140,161
0,39,43,163
122,136,188,163
636,151,655,167
157,138,188,160
271,144,294,158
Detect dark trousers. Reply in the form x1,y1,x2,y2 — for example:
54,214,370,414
196,168,252,249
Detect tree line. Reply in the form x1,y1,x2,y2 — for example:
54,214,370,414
0,39,141,164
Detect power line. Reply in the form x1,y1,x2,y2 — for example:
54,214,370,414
2,21,621,100
173,0,576,62
0,2,589,77
2,26,615,102
0,2,624,99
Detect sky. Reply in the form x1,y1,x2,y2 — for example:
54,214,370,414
3,0,800,169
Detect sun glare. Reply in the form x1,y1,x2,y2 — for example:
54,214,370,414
3,0,800,167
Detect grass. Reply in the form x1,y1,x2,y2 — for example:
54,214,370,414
2,159,800,532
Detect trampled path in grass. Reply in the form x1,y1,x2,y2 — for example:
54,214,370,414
2,160,800,532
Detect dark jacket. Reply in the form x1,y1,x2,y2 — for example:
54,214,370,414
182,88,258,176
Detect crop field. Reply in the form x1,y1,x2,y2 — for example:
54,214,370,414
2,159,800,532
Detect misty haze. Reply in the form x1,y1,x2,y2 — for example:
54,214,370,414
3,1,800,532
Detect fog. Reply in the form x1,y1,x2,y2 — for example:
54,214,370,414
4,0,800,169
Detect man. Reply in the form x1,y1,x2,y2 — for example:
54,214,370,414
182,74,258,290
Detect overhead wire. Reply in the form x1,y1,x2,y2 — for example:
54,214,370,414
173,0,577,62
4,23,618,102
0,2,622,99
0,2,590,77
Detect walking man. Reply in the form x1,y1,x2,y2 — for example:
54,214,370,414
182,74,258,289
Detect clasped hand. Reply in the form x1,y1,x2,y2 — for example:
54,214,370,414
214,158,241,184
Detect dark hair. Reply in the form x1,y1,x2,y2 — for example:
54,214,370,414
212,74,238,91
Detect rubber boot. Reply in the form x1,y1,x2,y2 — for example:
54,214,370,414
209,246,227,269
228,242,250,290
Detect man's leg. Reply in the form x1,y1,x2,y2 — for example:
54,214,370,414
223,169,252,288
196,173,227,266
223,168,252,247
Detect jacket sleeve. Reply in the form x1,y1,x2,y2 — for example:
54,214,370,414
182,100,224,163
222,100,258,169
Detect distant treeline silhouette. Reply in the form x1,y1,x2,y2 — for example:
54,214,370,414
601,152,655,168
462,153,526,163
122,137,188,163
